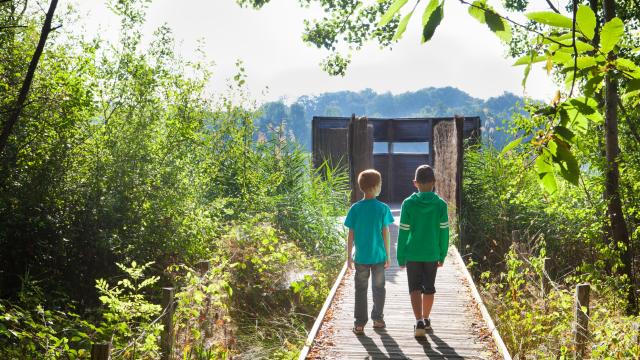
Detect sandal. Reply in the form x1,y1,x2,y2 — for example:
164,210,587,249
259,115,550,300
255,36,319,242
373,319,386,329
352,325,365,335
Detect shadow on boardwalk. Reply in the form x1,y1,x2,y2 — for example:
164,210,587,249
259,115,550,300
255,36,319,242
356,328,464,359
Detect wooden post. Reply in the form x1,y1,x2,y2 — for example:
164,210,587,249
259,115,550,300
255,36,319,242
541,257,549,309
573,283,590,359
161,287,175,360
632,322,640,348
91,342,111,360
196,260,210,275
386,119,394,203
454,115,464,216
348,115,373,203
511,230,526,256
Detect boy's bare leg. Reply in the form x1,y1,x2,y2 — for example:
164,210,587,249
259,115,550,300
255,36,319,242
410,291,423,320
422,294,435,319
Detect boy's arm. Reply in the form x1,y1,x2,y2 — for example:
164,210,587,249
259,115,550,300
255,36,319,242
347,228,354,269
439,202,450,263
382,226,390,268
397,202,410,267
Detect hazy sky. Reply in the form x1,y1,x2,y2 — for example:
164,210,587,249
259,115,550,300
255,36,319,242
69,0,558,103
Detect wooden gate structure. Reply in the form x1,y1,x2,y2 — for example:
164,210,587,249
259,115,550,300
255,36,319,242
312,115,481,205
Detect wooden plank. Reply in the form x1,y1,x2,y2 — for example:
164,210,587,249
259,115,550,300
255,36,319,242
391,154,429,202
298,262,349,360
315,127,348,170
373,154,390,203
454,247,512,360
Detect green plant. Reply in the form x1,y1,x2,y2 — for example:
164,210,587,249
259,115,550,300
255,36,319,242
0,278,95,359
169,263,234,360
95,261,162,359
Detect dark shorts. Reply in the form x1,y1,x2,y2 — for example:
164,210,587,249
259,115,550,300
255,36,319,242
406,261,438,294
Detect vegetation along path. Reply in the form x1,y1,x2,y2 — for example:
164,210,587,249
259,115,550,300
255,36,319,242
303,207,508,359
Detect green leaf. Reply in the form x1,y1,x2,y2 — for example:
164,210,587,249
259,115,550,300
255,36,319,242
484,9,511,42
467,0,485,23
513,53,545,66
583,75,604,97
500,136,523,156
552,139,580,185
551,51,573,66
568,97,602,123
576,5,596,40
536,151,557,194
627,79,640,93
615,58,640,77
566,108,589,132
600,17,624,54
526,11,573,29
380,0,409,27
576,56,597,69
468,0,511,42
422,0,440,25
522,60,532,88
421,0,444,43
553,125,575,143
393,10,415,41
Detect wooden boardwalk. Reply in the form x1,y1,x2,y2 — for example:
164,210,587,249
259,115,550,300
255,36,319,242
302,208,508,359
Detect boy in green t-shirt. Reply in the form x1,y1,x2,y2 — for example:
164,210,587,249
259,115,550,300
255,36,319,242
397,165,449,337
344,169,394,335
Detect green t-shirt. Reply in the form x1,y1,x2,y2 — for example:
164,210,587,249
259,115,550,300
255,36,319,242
344,198,394,264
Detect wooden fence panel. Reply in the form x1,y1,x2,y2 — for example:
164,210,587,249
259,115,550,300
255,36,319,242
348,116,373,203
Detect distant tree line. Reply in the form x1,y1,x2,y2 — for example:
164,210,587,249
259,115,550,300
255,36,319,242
255,87,526,150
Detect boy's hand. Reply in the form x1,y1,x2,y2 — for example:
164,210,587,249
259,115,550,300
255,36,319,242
348,260,354,270
400,266,406,270
384,260,390,269
437,261,443,268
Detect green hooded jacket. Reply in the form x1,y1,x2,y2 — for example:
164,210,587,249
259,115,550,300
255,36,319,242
396,191,449,266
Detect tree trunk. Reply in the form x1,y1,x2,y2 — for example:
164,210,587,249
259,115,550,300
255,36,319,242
602,0,637,315
0,0,59,155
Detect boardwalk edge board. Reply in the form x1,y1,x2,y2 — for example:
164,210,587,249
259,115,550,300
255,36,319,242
298,261,349,360
453,245,513,360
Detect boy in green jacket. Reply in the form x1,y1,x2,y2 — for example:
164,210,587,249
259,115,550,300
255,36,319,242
397,165,449,337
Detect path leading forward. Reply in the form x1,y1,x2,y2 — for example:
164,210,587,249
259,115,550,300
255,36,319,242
304,208,504,359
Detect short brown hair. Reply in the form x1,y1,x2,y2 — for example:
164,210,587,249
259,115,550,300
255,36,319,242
415,165,435,184
358,169,382,194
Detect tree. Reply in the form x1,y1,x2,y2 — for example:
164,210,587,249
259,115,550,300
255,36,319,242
237,0,640,314
0,0,59,154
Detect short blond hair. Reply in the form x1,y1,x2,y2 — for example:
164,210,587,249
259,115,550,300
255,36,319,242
358,169,382,195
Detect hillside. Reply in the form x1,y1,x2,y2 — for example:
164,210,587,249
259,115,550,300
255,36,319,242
255,87,525,149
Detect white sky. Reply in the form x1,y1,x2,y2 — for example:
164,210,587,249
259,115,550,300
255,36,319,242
67,0,558,103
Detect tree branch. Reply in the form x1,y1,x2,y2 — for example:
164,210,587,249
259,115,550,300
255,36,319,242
458,0,571,48
618,97,640,146
544,0,561,14
0,25,27,31
0,0,59,155
568,0,578,97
